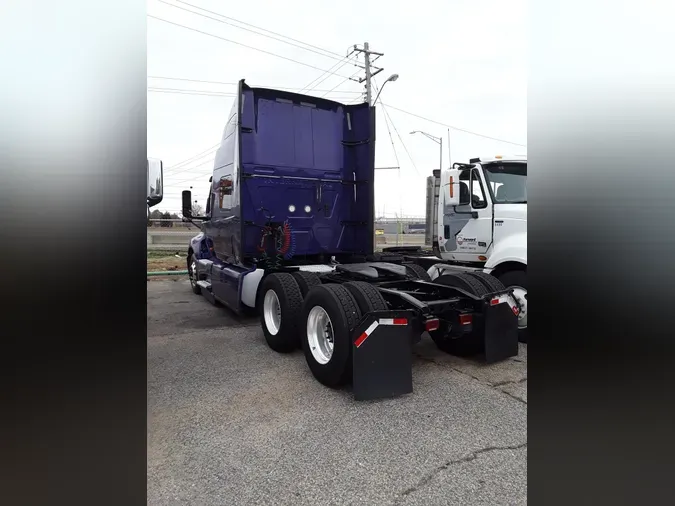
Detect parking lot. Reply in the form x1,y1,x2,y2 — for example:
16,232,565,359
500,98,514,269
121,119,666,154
148,278,527,505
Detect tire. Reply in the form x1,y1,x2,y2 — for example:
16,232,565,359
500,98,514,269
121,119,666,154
465,271,505,293
301,284,362,387
405,263,432,281
434,272,489,297
495,270,528,343
343,281,388,313
258,273,303,353
187,253,201,295
291,271,322,298
429,273,488,356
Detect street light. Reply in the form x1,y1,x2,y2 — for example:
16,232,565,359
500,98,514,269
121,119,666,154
373,73,399,104
410,130,443,173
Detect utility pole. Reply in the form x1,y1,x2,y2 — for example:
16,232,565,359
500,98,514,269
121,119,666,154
364,42,372,105
439,137,443,173
350,42,384,106
447,128,451,168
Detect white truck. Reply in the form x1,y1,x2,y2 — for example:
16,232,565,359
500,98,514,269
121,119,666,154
419,155,528,342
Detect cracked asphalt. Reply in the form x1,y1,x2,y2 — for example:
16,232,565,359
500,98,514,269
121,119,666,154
148,278,527,505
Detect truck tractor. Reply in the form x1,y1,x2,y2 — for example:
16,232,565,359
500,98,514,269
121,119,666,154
420,157,527,342
179,80,521,400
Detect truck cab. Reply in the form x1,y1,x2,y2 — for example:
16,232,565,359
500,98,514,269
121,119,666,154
437,156,526,264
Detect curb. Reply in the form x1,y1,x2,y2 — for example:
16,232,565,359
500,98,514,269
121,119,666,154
147,270,189,277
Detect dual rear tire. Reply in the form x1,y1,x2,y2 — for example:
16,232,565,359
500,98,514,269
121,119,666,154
258,273,389,387
429,271,505,356
432,270,528,345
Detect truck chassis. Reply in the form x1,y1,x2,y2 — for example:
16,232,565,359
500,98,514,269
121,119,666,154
191,257,520,401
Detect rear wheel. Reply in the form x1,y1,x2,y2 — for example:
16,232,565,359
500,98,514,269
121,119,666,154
405,263,432,281
301,284,362,387
430,273,488,356
343,281,388,313
434,272,489,297
495,270,528,343
187,253,200,294
258,273,303,353
291,271,322,298
465,271,505,292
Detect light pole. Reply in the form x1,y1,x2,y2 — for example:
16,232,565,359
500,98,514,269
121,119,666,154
370,73,399,251
410,130,443,173
373,74,399,105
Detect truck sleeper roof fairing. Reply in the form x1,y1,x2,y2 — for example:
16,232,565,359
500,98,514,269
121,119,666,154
212,80,376,264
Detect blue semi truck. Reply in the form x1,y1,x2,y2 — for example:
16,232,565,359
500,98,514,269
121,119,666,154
177,80,521,400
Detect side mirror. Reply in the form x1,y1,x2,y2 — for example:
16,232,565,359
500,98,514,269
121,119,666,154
182,190,193,218
444,169,461,206
147,158,164,208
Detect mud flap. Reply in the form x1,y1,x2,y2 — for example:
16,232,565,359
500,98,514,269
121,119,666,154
482,299,519,363
352,310,416,401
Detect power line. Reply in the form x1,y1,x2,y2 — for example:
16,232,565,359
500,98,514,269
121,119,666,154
382,104,421,177
319,70,362,98
383,103,527,147
165,158,216,178
373,80,420,177
165,144,219,171
301,54,358,94
380,104,401,169
148,86,357,101
166,0,343,58
149,87,236,97
148,76,363,94
156,0,345,62
147,15,353,79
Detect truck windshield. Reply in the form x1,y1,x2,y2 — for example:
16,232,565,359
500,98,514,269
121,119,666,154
483,162,527,204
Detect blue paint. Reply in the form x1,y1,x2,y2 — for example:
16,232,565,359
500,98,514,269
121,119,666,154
184,80,375,312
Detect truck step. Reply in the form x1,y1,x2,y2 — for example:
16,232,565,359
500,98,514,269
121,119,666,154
197,280,217,305
196,280,211,290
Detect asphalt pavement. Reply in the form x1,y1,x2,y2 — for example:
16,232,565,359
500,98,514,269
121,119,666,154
148,278,527,505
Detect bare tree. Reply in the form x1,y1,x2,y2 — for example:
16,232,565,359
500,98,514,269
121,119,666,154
191,203,204,216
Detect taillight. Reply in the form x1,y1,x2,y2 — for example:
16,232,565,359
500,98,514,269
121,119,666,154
424,318,440,332
459,314,473,325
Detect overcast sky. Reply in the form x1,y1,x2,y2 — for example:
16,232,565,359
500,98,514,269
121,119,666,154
148,0,526,216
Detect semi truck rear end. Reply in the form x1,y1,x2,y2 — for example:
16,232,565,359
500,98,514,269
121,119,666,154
179,80,520,400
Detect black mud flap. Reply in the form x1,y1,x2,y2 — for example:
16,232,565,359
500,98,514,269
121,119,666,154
482,297,519,363
352,310,416,401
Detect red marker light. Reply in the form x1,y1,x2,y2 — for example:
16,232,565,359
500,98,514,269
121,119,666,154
459,314,473,325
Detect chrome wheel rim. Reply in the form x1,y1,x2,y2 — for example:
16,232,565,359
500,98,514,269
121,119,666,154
510,286,528,329
189,258,197,287
263,290,282,335
306,306,334,365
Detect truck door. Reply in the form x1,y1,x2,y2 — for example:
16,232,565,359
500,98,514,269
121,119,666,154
442,167,492,257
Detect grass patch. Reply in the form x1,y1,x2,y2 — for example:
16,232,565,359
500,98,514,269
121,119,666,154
148,251,187,272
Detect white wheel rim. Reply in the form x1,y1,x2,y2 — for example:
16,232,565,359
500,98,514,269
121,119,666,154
189,259,197,286
306,306,334,365
510,286,528,329
263,290,281,335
